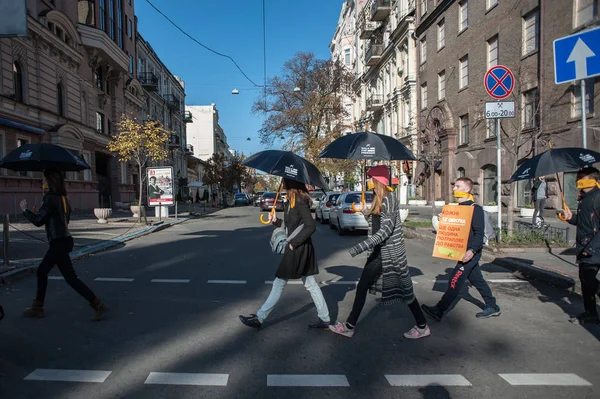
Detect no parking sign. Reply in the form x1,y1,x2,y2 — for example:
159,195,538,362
484,65,514,99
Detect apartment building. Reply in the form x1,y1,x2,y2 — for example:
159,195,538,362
414,0,599,210
185,104,231,162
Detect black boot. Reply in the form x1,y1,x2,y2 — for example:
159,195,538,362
23,300,45,318
308,319,330,329
90,298,108,321
239,314,261,329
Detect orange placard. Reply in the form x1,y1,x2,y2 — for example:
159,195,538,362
432,205,474,261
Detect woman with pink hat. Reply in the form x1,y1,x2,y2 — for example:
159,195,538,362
329,165,430,339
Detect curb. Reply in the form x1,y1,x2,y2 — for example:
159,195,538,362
0,217,190,283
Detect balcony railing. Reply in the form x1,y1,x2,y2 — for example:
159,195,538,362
365,43,383,66
366,94,384,111
183,110,193,123
358,18,381,39
164,94,180,111
168,133,180,147
185,144,194,154
138,72,158,91
371,0,392,21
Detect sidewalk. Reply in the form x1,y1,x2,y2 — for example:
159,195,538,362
0,203,220,279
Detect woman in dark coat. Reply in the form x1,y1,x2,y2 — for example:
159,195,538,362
239,179,330,329
19,169,107,321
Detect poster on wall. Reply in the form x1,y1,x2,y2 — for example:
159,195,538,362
147,167,174,206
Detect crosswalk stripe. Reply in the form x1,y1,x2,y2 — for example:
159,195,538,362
488,279,529,283
499,373,592,386
385,374,472,387
207,280,247,284
267,374,350,387
24,369,111,383
321,280,358,285
48,276,64,280
94,277,134,282
150,279,190,283
265,280,304,285
144,372,228,386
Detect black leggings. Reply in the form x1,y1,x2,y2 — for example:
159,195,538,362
347,256,427,328
36,237,96,303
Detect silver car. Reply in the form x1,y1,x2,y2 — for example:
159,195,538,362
329,191,374,235
315,192,341,224
309,191,325,212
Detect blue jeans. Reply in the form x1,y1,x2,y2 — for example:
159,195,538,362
256,276,330,323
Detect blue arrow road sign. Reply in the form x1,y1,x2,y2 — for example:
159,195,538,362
554,26,600,84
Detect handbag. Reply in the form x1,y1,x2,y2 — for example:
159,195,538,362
270,222,305,254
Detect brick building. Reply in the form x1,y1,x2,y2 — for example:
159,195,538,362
414,0,599,212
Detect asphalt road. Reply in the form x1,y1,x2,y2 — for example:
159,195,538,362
0,206,599,399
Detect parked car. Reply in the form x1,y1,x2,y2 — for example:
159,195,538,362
309,191,325,212
329,191,374,235
253,191,265,206
315,192,342,223
234,193,249,206
260,192,284,211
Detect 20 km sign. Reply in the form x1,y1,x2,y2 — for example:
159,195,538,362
484,65,514,99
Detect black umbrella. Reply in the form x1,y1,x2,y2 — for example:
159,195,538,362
243,150,328,189
318,131,416,161
0,143,91,172
508,147,600,182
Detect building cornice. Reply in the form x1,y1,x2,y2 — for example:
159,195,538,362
77,24,129,71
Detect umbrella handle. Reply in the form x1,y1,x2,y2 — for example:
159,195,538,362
259,181,283,224
260,211,272,225
558,192,570,221
351,192,365,212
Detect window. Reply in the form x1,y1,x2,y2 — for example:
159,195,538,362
457,167,466,178
483,165,498,205
82,153,92,181
96,112,105,134
344,48,351,67
128,18,133,38
421,0,427,16
129,55,134,74
108,0,115,40
487,0,498,9
437,20,445,50
523,11,538,55
459,1,468,31
486,120,497,138
575,0,598,27
459,55,469,89
572,80,595,117
57,83,65,117
100,0,105,31
459,114,469,145
128,0,131,4
420,37,427,64
523,88,539,129
517,179,533,207
438,70,445,100
117,0,123,47
137,57,144,76
487,35,498,68
17,138,29,176
121,163,128,184
95,68,103,90
13,61,23,102
421,83,428,109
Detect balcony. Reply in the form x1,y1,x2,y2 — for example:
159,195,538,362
168,133,180,147
183,110,193,123
138,72,159,91
365,43,383,66
164,94,180,111
371,0,392,21
358,18,381,39
366,94,384,111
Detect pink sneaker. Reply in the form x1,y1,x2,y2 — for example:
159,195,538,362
403,325,431,339
328,321,354,338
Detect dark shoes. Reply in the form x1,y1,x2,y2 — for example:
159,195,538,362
22,300,45,318
569,312,600,325
421,304,443,322
239,314,262,329
90,298,108,321
476,305,502,319
308,319,330,329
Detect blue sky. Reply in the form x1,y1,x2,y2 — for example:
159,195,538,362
135,0,345,156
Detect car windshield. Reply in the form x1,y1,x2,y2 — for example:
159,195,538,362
235,194,246,198
344,193,373,203
263,193,275,199
309,192,322,199
328,194,341,202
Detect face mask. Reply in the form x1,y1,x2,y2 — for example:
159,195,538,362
453,190,474,201
576,178,600,190
367,181,375,190
42,183,49,190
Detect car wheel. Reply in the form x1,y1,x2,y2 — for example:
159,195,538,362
320,215,327,224
329,215,336,229
337,219,345,236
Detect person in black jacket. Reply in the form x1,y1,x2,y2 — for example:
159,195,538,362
19,169,107,321
422,177,501,321
531,176,549,227
561,167,600,325
239,178,330,329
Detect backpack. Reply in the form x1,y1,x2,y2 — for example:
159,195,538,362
270,223,304,254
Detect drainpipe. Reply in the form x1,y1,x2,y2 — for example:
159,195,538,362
536,0,544,156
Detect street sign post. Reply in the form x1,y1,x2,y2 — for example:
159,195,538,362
553,26,600,149
484,66,515,242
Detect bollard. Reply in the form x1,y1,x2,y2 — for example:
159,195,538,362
175,201,178,220
3,214,9,266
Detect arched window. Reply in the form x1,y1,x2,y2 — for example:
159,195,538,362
13,62,23,102
482,165,498,205
457,167,466,178
57,83,65,116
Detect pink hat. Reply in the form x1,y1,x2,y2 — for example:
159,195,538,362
367,165,390,186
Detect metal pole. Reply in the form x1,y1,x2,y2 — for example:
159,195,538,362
3,215,9,266
159,202,162,222
175,201,178,220
496,117,502,242
581,79,588,149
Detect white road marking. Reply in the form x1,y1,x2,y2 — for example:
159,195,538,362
499,373,592,386
144,372,228,386
24,369,111,383
385,374,472,387
488,279,529,283
265,280,304,285
150,279,190,283
207,280,247,284
267,374,350,387
94,277,134,282
321,280,358,285
48,276,64,280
